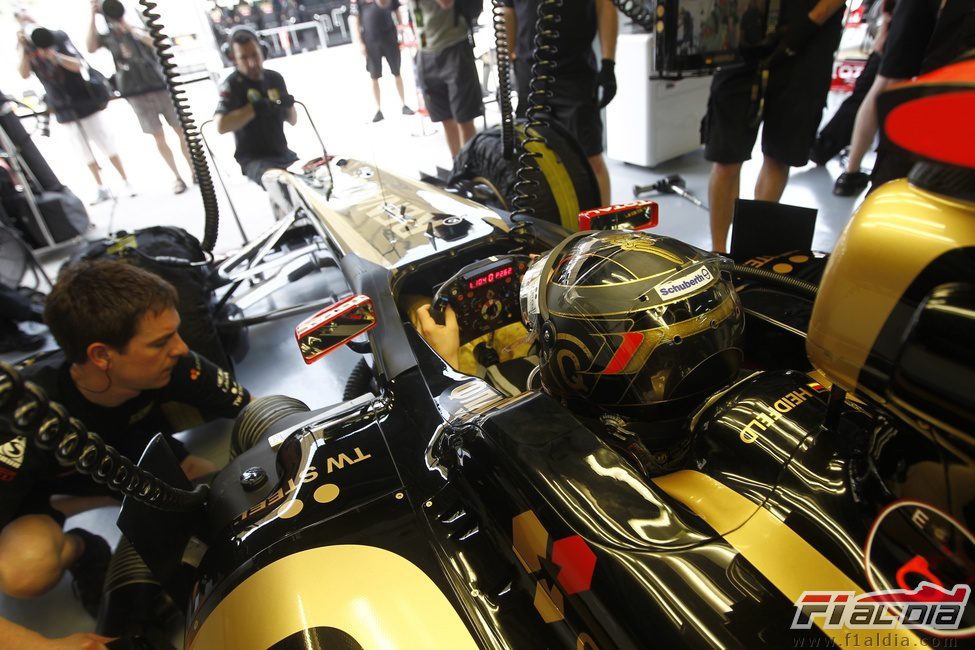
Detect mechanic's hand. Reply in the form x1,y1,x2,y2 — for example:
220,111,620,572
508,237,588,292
416,303,461,370
42,631,114,649
251,97,275,116
91,0,100,14
595,58,617,108
279,93,296,108
17,30,29,48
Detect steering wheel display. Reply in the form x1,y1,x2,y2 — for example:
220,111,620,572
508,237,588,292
432,255,532,343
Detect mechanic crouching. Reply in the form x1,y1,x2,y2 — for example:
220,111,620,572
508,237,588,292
0,260,252,646
214,26,298,194
415,230,744,476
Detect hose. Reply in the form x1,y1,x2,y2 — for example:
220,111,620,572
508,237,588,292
0,362,207,512
608,0,655,31
510,0,561,226
138,0,220,253
733,264,819,299
492,0,515,159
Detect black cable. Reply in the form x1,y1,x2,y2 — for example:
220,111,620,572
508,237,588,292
138,0,220,253
510,0,561,226
0,362,207,512
492,0,515,159
733,264,819,299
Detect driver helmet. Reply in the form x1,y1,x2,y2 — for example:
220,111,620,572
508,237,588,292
520,230,744,418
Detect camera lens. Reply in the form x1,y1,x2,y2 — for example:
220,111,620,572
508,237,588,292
102,0,126,21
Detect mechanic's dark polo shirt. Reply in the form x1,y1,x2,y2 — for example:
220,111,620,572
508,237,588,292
0,351,249,526
351,0,401,45
504,0,598,79
215,69,296,166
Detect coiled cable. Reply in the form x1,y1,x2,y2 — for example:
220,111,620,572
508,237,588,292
0,361,208,512
138,0,220,253
609,0,655,31
509,0,561,226
733,264,819,299
492,0,515,159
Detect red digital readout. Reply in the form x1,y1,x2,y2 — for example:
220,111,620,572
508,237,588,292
468,265,513,290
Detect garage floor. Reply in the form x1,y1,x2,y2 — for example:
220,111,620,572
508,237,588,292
1,36,871,645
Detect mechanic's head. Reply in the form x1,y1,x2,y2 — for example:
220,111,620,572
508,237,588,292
45,260,189,390
522,231,744,418
229,26,265,80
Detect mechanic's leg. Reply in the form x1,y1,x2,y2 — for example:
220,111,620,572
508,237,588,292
0,515,81,598
180,454,217,481
755,155,789,203
152,129,183,183
588,153,611,207
708,161,741,253
108,154,130,183
371,78,382,112
458,120,477,149
846,75,896,173
442,118,462,158
87,162,104,187
50,495,120,518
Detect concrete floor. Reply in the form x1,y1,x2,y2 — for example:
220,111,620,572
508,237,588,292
1,37,870,645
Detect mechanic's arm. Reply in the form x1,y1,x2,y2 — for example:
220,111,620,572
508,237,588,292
284,105,297,125
376,0,391,7
808,0,847,25
349,7,365,55
2,616,112,650
502,6,517,59
596,0,618,61
86,0,100,53
215,104,256,133
17,35,32,79
435,0,454,9
416,304,461,370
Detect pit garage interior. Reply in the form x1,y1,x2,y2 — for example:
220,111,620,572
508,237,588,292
1,0,966,646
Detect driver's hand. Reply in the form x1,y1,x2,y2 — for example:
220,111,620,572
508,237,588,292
43,632,114,649
416,303,460,370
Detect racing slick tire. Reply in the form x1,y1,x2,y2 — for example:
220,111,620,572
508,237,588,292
449,119,601,231
230,395,310,459
343,357,378,401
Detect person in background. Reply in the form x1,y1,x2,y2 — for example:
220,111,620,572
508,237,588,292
408,0,483,158
503,0,618,206
15,8,136,205
214,26,298,188
703,0,845,253
350,0,416,122
86,0,193,195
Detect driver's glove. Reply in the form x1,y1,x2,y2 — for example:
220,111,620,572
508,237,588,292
595,59,617,108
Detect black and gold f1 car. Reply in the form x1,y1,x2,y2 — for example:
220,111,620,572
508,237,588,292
71,58,970,649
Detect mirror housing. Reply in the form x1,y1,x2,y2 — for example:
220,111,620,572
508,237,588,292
578,201,659,231
295,295,377,364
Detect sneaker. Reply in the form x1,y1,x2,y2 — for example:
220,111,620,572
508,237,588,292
89,186,112,205
372,110,384,123
833,171,870,197
173,177,187,194
401,105,415,116
122,182,138,197
66,528,111,619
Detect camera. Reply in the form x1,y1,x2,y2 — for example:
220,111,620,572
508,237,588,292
102,0,126,21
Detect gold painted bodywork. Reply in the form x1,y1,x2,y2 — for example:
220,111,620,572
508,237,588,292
806,179,975,400
188,545,479,650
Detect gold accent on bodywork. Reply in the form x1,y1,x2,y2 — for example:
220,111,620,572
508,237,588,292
188,545,478,650
654,470,925,648
807,179,975,397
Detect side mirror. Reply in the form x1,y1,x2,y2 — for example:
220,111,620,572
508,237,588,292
295,295,377,364
578,200,659,231
889,283,975,437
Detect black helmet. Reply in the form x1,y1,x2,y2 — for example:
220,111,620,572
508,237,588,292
521,231,744,417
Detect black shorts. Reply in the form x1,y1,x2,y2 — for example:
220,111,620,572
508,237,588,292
879,0,938,79
417,39,484,123
241,153,299,186
702,23,842,167
365,35,402,80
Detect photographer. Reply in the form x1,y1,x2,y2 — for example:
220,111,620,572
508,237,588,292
86,0,192,195
214,26,298,189
14,8,135,205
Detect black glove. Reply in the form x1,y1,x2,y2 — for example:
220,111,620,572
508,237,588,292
251,97,274,116
279,93,295,108
780,13,819,57
595,58,617,108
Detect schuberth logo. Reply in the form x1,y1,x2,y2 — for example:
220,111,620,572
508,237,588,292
654,266,714,300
